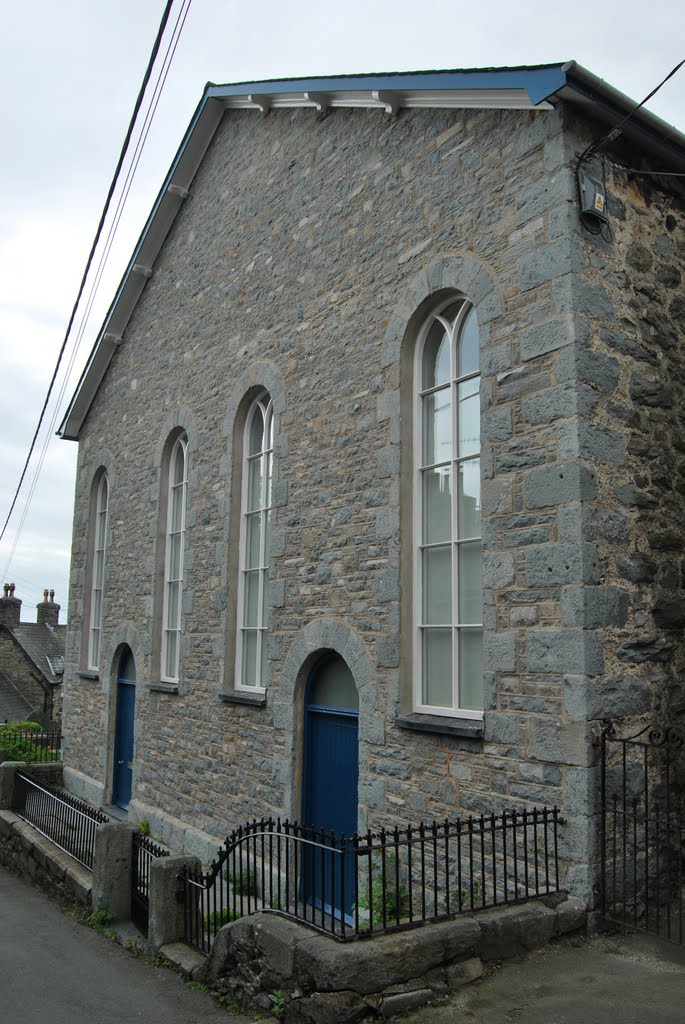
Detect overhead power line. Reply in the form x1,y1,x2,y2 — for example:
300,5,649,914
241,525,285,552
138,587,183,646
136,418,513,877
0,0,177,547
578,57,685,167
1,0,194,586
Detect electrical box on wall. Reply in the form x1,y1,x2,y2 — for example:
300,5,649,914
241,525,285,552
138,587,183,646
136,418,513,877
577,169,608,225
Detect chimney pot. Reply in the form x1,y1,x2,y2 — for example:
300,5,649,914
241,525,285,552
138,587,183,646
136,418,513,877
37,589,60,629
0,583,21,629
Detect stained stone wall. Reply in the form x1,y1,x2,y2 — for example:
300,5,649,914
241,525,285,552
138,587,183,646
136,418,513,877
61,99,685,899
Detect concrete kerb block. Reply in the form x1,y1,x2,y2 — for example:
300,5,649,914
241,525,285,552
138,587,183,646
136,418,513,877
0,761,27,809
92,820,136,921
477,902,556,960
549,895,587,936
148,854,200,949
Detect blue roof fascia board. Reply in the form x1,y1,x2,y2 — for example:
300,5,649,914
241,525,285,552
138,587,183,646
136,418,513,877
206,65,568,106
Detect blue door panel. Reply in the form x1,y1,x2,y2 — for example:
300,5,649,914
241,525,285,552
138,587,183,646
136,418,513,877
303,707,358,916
112,652,136,810
304,712,358,836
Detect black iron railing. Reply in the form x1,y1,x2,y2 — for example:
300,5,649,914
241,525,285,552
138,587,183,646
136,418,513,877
601,720,684,946
132,832,169,936
0,727,62,763
11,769,108,869
182,807,561,953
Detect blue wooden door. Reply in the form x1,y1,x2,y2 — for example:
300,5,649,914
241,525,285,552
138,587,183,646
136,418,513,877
112,648,136,810
302,656,358,916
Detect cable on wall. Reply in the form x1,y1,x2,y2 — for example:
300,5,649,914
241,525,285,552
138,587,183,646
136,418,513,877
575,58,685,241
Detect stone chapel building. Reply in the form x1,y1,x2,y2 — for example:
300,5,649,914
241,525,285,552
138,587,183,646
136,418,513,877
58,63,685,903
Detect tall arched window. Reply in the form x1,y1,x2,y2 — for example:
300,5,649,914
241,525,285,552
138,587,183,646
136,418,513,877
88,473,108,670
415,299,482,717
161,434,188,682
236,393,273,691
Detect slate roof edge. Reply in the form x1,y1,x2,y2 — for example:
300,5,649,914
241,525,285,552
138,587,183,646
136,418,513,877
0,623,62,689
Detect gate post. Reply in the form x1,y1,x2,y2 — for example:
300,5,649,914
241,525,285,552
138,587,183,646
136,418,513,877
148,854,200,950
0,762,27,809
92,820,136,920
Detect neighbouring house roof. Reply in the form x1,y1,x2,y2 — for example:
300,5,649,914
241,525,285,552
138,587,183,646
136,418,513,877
58,62,685,442
2,622,66,687
0,666,36,723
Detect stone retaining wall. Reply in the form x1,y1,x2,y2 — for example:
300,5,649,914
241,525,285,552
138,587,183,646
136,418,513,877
0,809,92,907
197,894,586,1023
0,778,587,1024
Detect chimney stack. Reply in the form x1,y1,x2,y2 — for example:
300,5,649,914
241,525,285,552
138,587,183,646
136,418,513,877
37,588,61,629
0,582,22,629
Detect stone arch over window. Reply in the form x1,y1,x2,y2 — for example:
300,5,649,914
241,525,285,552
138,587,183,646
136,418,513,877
221,362,285,699
80,457,115,675
152,420,195,688
390,255,503,724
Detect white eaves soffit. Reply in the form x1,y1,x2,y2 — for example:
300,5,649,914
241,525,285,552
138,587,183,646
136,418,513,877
59,83,553,440
223,87,553,114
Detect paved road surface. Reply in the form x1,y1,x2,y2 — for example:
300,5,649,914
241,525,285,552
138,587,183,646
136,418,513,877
3,864,683,1024
0,866,254,1024
403,930,685,1024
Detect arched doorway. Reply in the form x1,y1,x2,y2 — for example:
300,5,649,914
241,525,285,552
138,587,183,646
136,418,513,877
302,653,359,916
112,646,136,810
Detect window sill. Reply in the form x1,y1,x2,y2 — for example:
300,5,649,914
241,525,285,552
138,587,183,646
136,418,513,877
77,670,100,681
395,713,484,740
220,691,267,708
148,681,179,694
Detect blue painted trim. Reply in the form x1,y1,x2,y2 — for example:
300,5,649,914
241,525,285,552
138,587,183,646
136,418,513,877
306,703,358,718
205,66,568,107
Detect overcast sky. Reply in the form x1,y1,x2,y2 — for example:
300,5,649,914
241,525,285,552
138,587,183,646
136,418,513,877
1,0,683,621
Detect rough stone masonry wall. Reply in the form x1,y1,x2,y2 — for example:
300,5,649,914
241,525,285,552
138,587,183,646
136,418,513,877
196,896,586,1023
521,111,685,898
0,763,91,906
62,100,621,889
578,152,685,709
0,629,51,722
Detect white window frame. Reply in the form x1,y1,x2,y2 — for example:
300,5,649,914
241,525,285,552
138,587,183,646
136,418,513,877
161,434,188,683
87,473,108,670
413,298,483,719
235,393,273,693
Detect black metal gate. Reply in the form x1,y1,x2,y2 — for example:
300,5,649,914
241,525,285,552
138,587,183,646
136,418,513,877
131,832,169,936
600,720,684,946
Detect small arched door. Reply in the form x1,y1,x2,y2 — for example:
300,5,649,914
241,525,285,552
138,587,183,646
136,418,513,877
112,647,136,810
302,654,359,916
